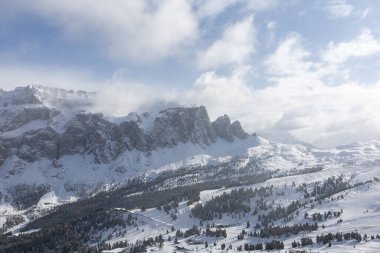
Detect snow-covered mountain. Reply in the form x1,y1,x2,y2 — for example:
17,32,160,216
0,85,256,199
1,85,380,252
1,85,380,204
0,85,249,164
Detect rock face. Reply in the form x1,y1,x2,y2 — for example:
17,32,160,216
0,85,249,165
212,114,249,141
212,114,234,141
231,120,249,140
152,106,216,146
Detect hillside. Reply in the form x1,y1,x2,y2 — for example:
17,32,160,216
0,86,380,252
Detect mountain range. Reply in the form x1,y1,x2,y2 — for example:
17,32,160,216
1,85,380,252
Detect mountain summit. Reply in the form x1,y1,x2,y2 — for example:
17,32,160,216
0,86,249,166
2,86,380,253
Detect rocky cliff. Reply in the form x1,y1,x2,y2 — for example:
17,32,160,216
0,85,250,165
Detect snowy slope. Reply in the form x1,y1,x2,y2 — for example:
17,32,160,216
1,86,380,252
0,85,257,205
2,128,380,210
92,157,380,253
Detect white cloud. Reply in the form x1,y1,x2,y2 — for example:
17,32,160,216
15,0,198,62
359,8,370,21
3,0,380,148
0,65,101,91
0,65,178,117
197,16,256,70
93,81,177,117
322,29,380,65
322,0,353,19
2,0,282,63
245,0,280,12
185,66,254,119
256,80,380,147
257,30,380,146
4,61,380,148
1,0,285,65
265,29,380,87
266,21,277,46
183,65,380,148
267,21,276,30
264,33,323,81
192,0,238,19
185,31,380,147
192,0,279,19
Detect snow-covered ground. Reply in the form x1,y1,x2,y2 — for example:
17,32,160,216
1,86,380,251
80,155,380,252
2,138,380,245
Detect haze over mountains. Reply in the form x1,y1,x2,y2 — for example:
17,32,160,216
0,85,249,164
1,84,380,200
2,1,380,252
1,85,380,252
0,85,259,197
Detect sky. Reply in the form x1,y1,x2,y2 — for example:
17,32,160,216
1,0,380,148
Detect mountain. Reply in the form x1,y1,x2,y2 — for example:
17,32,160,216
0,85,250,165
0,85,257,200
1,85,380,252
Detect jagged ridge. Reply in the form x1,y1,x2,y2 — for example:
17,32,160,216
0,86,250,165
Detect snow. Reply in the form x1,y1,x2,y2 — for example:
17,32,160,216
0,135,261,201
36,191,59,208
1,86,380,251
82,144,380,252
2,134,380,209
13,229,40,236
1,134,380,252
95,162,380,252
0,216,6,228
0,85,94,109
0,119,48,137
102,249,125,253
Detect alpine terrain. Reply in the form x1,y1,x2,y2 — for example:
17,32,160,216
1,85,380,253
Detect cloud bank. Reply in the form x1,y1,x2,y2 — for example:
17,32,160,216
10,0,198,62
90,26,380,148
2,1,380,148
90,65,380,148
322,0,353,19
197,16,256,70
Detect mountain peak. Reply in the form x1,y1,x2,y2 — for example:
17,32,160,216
0,86,252,167
1,85,95,110
212,114,248,141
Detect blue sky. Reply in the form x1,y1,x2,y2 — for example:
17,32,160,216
1,0,380,147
